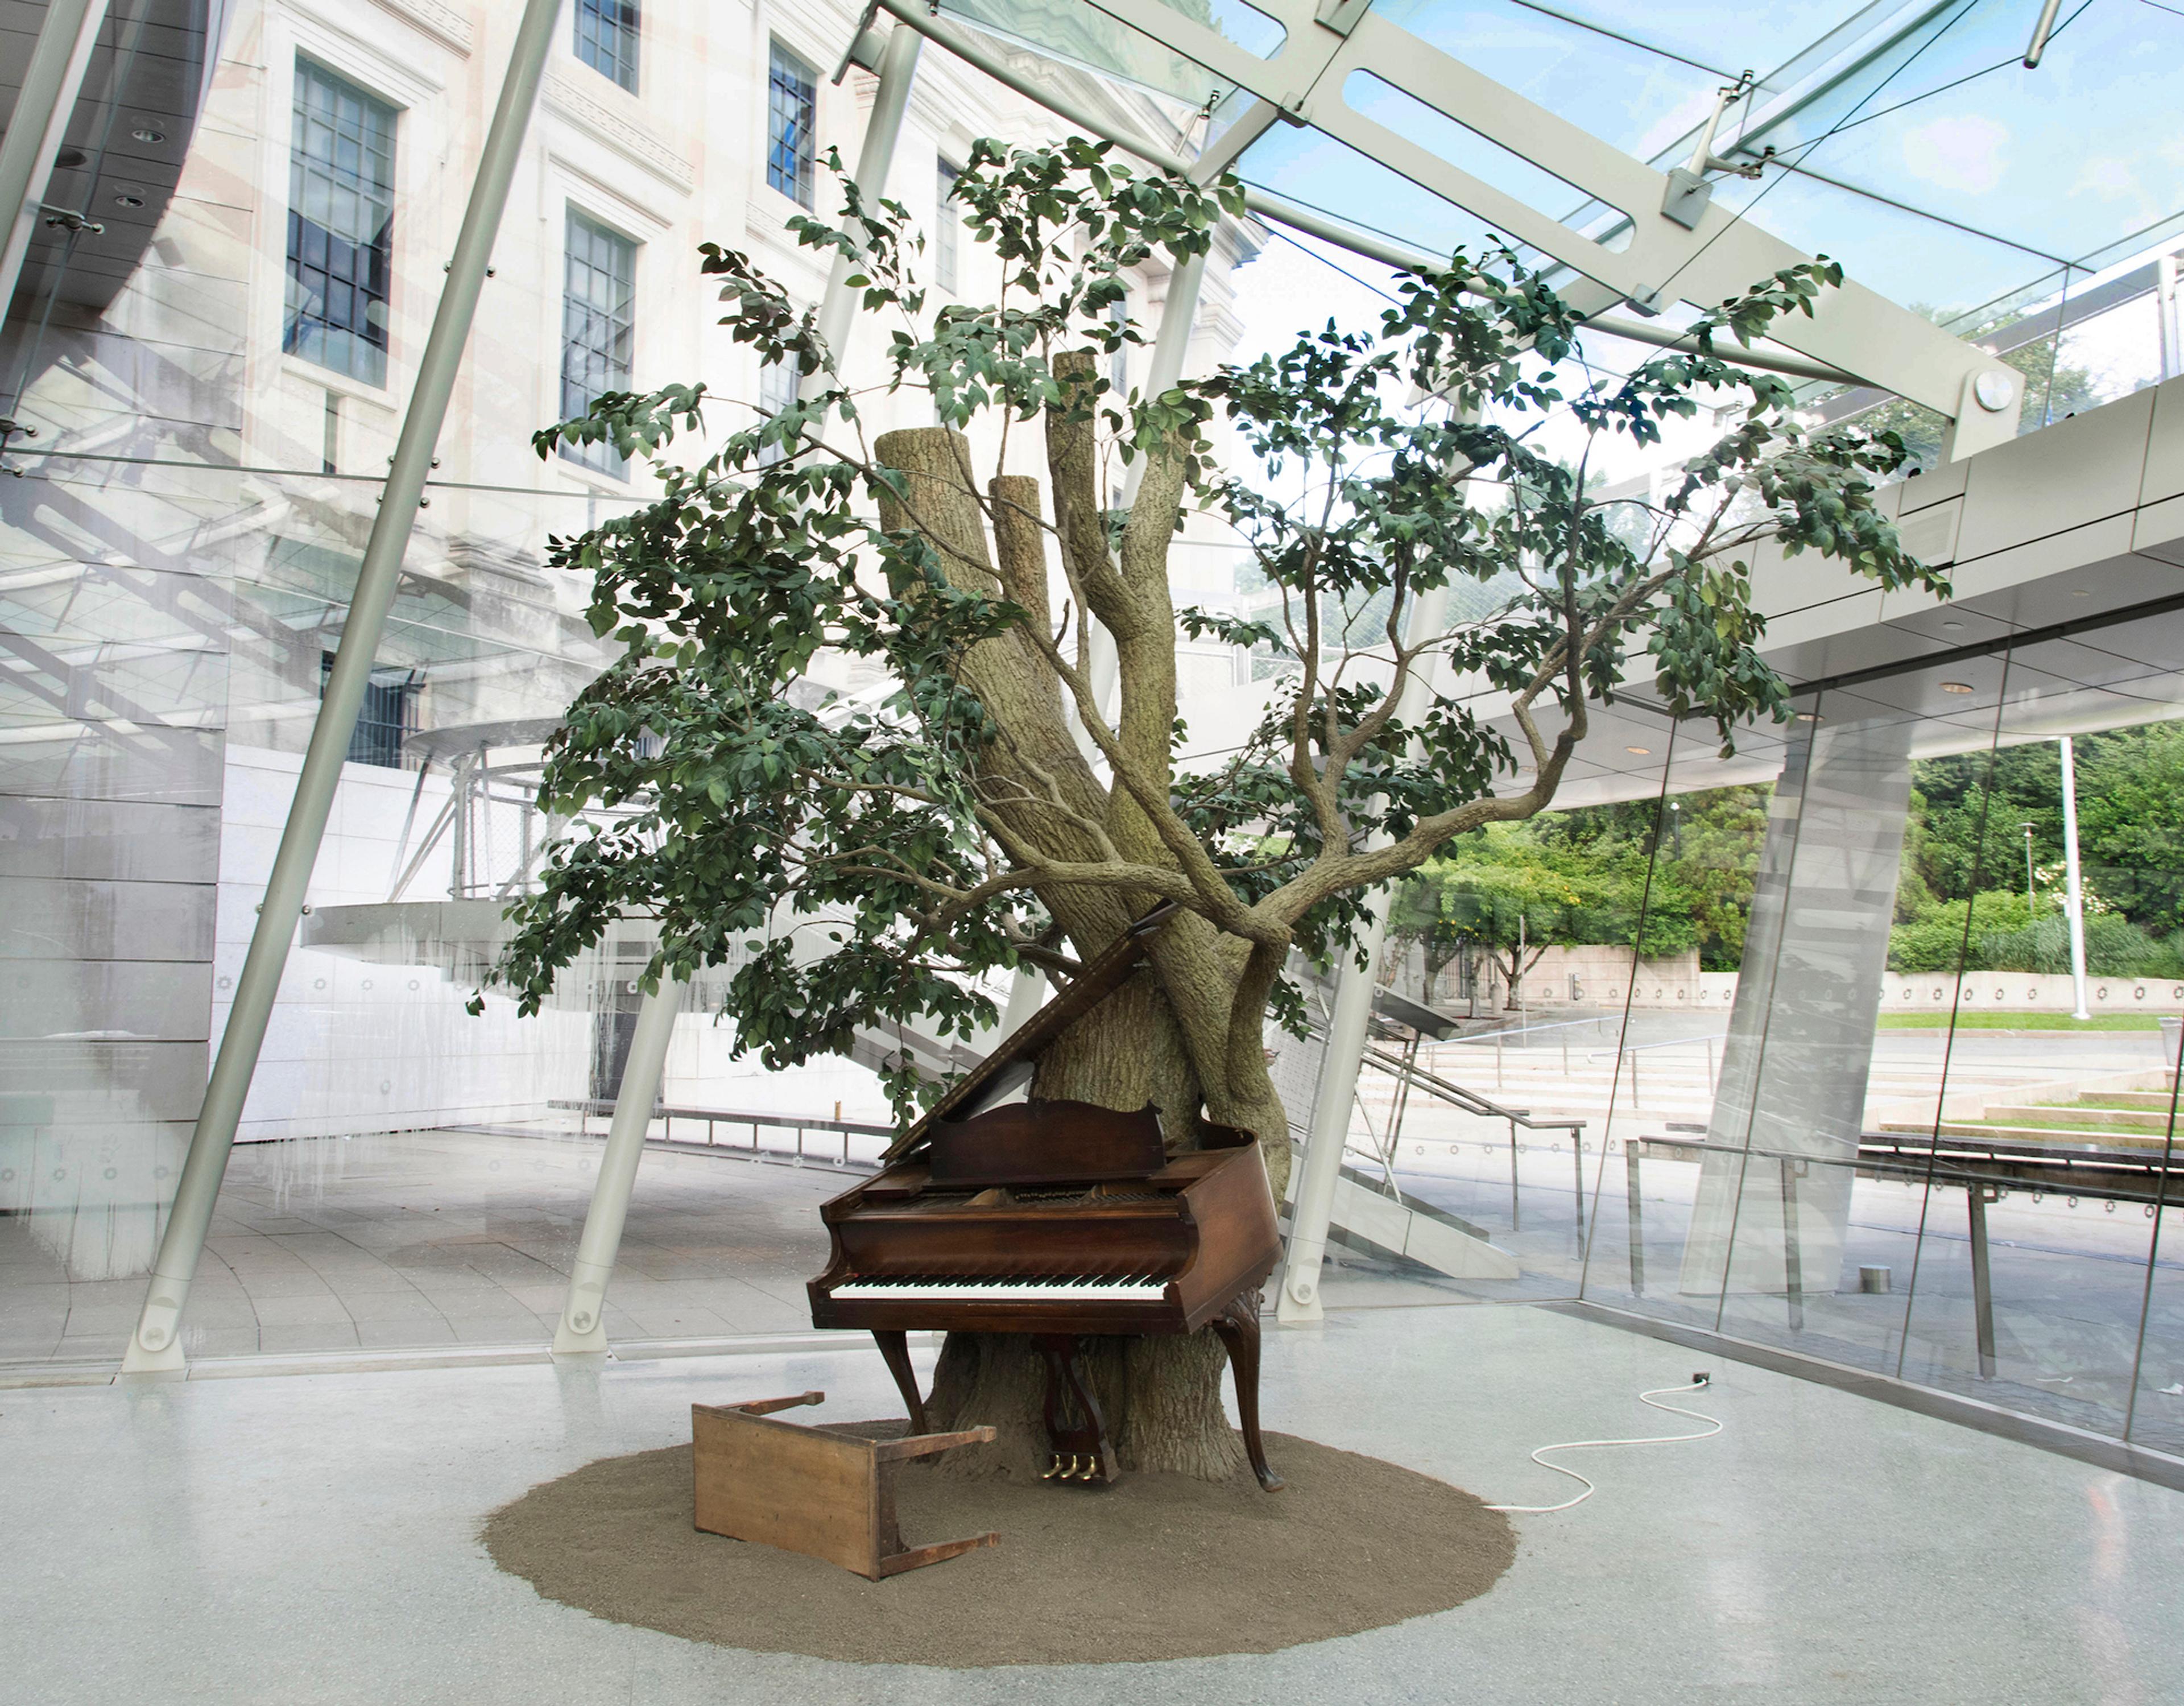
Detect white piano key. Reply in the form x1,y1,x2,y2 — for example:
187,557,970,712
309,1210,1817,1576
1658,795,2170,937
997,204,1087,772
831,1276,1168,1302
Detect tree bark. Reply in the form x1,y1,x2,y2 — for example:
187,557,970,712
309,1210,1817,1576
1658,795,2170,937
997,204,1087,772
872,424,1266,1482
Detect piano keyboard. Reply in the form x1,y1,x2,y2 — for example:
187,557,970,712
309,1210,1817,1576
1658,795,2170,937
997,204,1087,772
829,1275,1169,1303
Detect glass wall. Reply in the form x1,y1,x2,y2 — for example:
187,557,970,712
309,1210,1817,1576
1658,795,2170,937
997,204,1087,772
1307,614,2183,1462
1573,630,2184,1456
0,0,921,1369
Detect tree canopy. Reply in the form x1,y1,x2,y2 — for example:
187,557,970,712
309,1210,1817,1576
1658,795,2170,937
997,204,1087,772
484,137,1941,1153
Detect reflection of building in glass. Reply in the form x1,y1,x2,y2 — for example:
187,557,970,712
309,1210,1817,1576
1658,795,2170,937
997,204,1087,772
0,0,1259,1353
284,59,396,386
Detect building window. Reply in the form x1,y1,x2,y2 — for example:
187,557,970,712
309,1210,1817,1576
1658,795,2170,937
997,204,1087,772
321,654,420,769
560,209,638,479
285,60,396,387
767,43,817,208
935,159,960,292
756,356,797,466
574,0,639,93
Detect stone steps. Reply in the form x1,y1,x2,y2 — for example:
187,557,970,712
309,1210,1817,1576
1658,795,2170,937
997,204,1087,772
1981,1102,2175,1131
1882,1119,2175,1150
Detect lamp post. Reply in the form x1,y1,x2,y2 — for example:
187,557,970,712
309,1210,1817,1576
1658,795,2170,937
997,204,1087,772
2021,822,2036,916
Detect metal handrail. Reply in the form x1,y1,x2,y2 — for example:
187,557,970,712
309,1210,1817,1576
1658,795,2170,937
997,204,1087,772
549,1098,895,1169
1440,1014,1624,1044
1588,1031,1724,1062
1362,1043,1586,1134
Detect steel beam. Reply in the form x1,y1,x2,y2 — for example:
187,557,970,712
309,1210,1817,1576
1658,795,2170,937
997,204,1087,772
553,978,684,1354
809,19,923,389
121,0,564,1374
1276,581,1451,1325
1076,0,2022,453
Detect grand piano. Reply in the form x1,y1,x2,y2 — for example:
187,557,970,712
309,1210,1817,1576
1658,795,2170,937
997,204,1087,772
808,911,1285,1489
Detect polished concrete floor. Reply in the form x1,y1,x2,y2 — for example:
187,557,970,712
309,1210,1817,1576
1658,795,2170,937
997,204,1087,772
4,1303,2178,1704
0,1130,850,1365
0,1129,1426,1368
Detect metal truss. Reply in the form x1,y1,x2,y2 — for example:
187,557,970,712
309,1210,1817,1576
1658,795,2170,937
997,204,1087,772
1069,0,2024,457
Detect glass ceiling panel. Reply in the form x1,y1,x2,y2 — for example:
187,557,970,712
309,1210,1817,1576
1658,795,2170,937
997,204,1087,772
1436,0,1877,85
1236,122,1508,266
936,0,1271,108
1726,0,2184,270
1705,163,2067,321
1372,0,1726,159
924,0,2181,385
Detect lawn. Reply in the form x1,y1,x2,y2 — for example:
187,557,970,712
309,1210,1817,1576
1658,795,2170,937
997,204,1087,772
1875,1010,2166,1031
1958,1116,2174,1139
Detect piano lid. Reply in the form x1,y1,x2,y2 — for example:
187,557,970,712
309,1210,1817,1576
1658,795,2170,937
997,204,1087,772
880,902,1179,1162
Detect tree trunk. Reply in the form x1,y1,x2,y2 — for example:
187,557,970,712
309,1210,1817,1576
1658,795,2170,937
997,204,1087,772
870,423,1269,1482
922,975,1254,1484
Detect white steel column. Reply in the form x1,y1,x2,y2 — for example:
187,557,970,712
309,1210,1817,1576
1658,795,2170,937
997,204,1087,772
2061,735,2091,1021
1276,582,1450,1325
121,0,564,1374
0,0,110,316
2158,255,2179,383
808,20,922,387
549,19,925,1356
553,979,684,1353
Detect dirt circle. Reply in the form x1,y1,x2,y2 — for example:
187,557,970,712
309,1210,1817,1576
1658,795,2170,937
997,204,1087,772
482,1427,1515,1667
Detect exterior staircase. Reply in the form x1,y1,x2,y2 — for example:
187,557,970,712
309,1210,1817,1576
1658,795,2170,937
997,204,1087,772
1883,1071,2181,1149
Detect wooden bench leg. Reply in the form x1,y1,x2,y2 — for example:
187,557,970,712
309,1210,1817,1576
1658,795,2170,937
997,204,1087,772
871,1329,929,1434
1211,1288,1283,1491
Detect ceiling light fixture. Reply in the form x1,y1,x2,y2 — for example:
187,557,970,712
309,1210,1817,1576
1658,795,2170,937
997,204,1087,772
113,192,144,208
131,126,165,144
1625,745,1651,755
1941,681,1975,694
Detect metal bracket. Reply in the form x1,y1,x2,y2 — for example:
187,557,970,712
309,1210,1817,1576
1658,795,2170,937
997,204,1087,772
1660,167,1712,232
40,203,101,234
1314,0,1376,36
832,1,885,84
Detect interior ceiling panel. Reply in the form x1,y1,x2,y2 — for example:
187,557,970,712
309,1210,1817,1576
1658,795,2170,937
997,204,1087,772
4,0,212,325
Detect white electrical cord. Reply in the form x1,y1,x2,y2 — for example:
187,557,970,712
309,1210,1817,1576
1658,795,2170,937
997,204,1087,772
1487,1376,1722,1514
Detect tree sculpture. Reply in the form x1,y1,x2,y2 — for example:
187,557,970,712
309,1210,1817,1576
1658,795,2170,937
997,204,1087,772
492,139,1940,1478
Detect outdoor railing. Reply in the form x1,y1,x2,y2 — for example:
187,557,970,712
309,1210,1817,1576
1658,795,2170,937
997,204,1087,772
550,1099,893,1170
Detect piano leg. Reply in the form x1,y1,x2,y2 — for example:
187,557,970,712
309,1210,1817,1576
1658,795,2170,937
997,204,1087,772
870,1329,930,1434
1211,1289,1284,1492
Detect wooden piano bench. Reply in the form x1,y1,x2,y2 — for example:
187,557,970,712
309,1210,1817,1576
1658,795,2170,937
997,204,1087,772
691,1390,999,1580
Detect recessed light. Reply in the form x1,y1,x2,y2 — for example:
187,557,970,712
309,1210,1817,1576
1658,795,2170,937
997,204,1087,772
1625,745,1652,755
1940,620,1964,631
2071,589,2091,598
130,127,165,144
113,192,144,208
1941,681,1975,694
1796,712,1822,722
